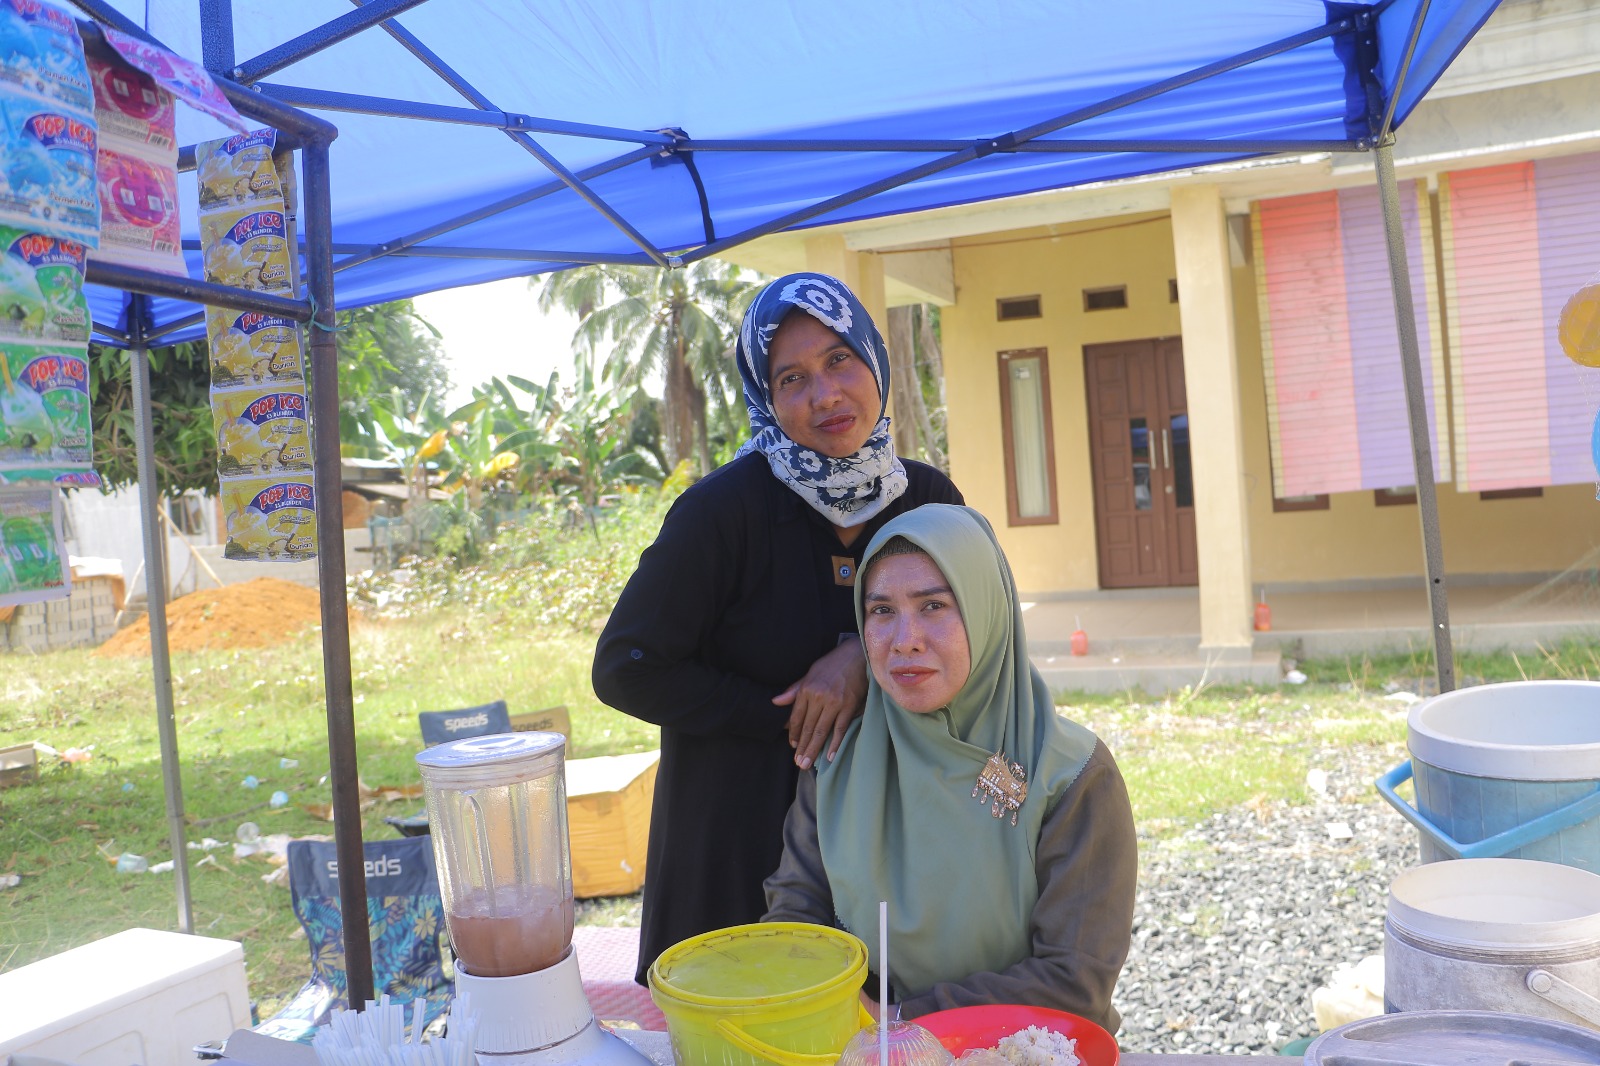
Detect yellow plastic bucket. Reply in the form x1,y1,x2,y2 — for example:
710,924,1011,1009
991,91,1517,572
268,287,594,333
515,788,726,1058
649,923,872,1066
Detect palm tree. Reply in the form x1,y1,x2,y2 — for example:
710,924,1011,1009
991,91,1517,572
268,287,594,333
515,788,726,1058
536,261,761,477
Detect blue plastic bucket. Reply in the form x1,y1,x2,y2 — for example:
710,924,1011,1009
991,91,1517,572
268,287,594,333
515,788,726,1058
1377,681,1600,870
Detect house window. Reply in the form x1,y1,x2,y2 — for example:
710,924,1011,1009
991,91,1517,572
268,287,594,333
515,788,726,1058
1374,486,1417,507
1273,493,1330,513
1082,285,1128,311
998,349,1058,525
1480,486,1543,500
996,295,1042,320
1168,278,1180,303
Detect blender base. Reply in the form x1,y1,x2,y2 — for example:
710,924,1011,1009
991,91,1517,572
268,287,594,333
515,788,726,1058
454,947,655,1066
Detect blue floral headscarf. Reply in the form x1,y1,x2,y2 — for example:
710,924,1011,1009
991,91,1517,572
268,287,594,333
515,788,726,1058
735,273,908,527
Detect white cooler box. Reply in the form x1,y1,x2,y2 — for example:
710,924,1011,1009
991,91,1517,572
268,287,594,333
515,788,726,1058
0,928,250,1066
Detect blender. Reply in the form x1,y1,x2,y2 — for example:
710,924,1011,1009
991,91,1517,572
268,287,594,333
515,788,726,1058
417,732,652,1066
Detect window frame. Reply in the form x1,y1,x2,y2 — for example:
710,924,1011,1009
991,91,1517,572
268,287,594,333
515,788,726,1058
1272,493,1330,513
1082,285,1128,312
996,294,1042,321
997,347,1060,527
1374,486,1418,507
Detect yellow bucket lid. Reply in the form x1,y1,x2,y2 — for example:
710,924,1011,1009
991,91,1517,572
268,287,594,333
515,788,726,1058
651,923,867,1005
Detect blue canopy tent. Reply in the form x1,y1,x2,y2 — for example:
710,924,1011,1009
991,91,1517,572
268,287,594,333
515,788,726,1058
62,0,1500,1006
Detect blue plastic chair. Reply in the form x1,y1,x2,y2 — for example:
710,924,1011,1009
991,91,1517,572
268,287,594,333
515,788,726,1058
386,701,511,836
253,836,452,1043
416,700,511,747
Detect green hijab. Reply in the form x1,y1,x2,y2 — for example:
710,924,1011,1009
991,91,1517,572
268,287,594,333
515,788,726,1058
816,504,1098,999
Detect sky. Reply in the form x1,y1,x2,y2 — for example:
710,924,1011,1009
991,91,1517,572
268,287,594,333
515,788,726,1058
411,277,585,409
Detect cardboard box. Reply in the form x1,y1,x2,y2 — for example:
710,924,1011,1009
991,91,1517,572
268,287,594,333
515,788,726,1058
509,705,571,736
0,743,38,789
566,750,658,899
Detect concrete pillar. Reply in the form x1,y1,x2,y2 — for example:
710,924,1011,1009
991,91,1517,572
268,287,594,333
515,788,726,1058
804,235,893,421
1170,185,1254,657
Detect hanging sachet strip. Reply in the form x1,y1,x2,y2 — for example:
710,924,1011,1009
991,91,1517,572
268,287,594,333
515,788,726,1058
197,129,316,562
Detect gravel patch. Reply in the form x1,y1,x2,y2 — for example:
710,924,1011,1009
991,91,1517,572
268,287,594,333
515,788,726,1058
1114,741,1416,1054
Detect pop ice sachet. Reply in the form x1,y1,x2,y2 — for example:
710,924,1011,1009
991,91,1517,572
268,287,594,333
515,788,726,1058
221,476,317,562
201,206,293,292
214,386,311,481
95,145,182,274
205,306,304,391
197,129,286,211
0,0,93,114
0,95,99,244
85,38,176,155
0,340,90,467
0,226,88,344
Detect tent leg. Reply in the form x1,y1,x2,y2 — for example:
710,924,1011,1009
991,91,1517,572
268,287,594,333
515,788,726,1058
1373,140,1455,693
303,138,374,1007
128,293,194,934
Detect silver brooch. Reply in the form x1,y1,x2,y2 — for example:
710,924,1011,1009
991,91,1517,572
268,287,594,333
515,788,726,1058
973,750,1028,826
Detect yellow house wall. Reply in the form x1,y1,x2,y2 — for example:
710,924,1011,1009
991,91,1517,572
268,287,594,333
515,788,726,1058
943,216,1182,593
944,217,1600,594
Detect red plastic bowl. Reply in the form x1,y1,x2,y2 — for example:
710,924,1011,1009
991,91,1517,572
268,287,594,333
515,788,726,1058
916,1005,1119,1066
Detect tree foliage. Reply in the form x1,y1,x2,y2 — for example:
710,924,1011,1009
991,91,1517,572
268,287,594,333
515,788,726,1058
90,340,216,496
86,300,451,495
536,261,762,477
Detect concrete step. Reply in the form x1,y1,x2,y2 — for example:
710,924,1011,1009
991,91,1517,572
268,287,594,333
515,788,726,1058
1034,647,1283,695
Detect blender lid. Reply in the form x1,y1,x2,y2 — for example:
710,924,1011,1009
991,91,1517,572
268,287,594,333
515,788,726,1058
415,732,566,785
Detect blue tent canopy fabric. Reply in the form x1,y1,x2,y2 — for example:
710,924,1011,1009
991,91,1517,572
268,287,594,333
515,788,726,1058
80,0,1499,345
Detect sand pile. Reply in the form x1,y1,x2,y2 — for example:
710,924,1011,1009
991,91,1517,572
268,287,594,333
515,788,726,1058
98,577,323,657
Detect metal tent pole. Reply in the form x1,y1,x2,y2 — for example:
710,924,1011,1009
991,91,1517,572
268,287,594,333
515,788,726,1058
1373,140,1455,693
302,138,374,1007
127,293,194,933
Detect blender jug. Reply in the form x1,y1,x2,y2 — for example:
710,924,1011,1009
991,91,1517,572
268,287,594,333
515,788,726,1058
416,732,574,979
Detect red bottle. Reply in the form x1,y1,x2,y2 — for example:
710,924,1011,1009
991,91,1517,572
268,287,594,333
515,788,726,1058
1253,589,1272,632
1070,629,1089,656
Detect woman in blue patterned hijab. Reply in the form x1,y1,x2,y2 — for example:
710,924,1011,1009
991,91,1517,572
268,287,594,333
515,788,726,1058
735,273,910,526
594,270,961,986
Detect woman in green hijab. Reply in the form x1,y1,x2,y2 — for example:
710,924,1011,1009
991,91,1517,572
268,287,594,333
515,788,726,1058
763,504,1137,1031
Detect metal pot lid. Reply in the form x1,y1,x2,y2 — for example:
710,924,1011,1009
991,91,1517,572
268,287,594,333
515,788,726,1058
1305,1010,1600,1066
415,731,565,786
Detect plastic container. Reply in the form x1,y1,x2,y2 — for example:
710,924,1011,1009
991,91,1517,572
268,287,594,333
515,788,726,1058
649,923,871,1066
837,1020,951,1066
416,732,574,980
1306,1010,1600,1066
1376,681,1600,869
917,1005,1119,1066
1385,859,1600,1026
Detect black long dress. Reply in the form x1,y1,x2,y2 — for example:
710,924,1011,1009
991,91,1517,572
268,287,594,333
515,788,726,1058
592,452,962,983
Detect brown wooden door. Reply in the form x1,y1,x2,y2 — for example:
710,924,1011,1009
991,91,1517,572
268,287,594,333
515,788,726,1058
1084,338,1198,588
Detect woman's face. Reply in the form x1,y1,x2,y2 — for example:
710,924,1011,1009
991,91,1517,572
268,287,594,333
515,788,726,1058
862,553,972,714
767,311,879,457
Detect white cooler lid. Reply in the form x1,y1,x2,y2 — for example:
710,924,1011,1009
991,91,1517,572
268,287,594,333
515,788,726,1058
1408,681,1600,780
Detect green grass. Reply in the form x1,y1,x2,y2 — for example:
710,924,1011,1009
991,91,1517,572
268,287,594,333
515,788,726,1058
3,617,1595,1010
1060,688,1400,832
0,613,655,1004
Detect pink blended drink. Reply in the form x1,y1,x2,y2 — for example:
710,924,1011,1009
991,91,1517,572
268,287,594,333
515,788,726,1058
447,884,575,978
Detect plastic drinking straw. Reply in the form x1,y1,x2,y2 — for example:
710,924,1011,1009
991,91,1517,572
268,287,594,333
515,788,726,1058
879,899,889,1066
465,791,499,918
